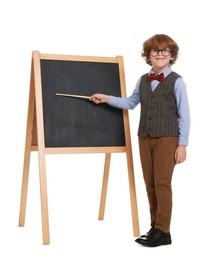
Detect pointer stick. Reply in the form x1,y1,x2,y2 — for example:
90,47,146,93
55,93,90,99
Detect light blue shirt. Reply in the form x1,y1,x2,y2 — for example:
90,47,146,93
108,67,190,145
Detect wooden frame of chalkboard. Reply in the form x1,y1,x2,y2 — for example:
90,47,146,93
18,51,140,244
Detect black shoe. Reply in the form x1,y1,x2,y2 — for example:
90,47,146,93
135,229,172,247
136,226,155,240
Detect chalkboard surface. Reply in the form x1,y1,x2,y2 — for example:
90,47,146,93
40,59,126,147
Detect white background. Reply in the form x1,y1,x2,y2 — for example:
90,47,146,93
1,0,213,259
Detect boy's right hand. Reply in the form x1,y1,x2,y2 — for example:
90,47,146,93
89,94,110,104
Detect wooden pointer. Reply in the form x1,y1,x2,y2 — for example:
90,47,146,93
55,93,90,99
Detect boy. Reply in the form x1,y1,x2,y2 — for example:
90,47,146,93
90,34,190,247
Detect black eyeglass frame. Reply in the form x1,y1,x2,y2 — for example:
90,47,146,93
150,48,172,57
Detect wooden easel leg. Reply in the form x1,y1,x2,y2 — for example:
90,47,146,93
18,142,32,227
19,64,35,227
38,151,50,245
32,50,50,244
126,151,140,237
98,153,111,220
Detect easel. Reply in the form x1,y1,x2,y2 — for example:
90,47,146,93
18,51,140,244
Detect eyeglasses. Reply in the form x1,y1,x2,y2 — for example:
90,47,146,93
150,48,171,57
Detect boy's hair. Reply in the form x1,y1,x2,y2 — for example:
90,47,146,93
141,34,179,66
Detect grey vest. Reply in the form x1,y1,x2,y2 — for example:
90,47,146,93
138,71,181,137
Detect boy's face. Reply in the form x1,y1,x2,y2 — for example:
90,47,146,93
148,48,173,73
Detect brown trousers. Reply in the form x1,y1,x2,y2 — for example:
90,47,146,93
138,136,178,233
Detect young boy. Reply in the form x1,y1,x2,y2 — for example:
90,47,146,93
90,34,190,247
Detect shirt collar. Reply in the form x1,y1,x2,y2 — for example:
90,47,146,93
150,67,172,78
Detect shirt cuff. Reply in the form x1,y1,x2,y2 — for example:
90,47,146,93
178,136,189,146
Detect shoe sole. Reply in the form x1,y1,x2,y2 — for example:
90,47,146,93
135,239,172,247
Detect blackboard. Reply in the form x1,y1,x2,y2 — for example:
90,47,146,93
40,59,126,147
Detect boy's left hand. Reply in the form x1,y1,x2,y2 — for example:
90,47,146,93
175,145,186,164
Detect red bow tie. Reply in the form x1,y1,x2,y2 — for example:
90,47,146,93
148,73,164,82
